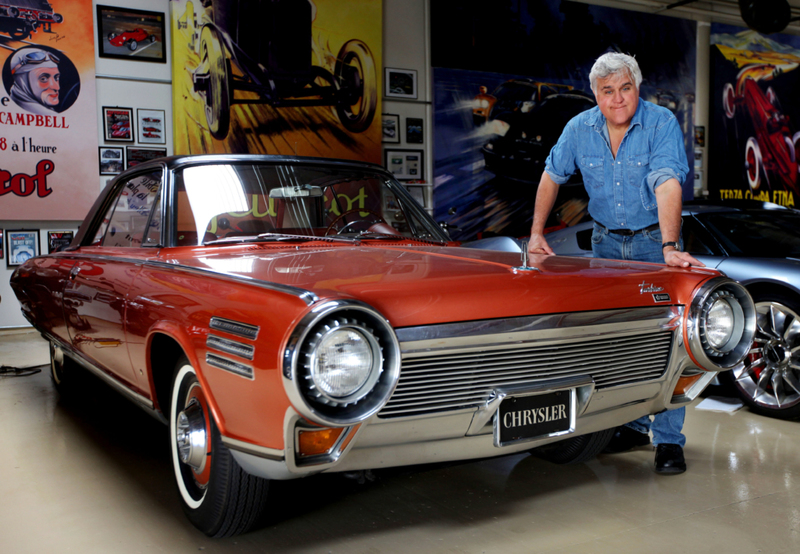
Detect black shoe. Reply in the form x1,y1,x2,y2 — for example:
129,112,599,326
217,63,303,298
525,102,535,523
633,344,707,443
602,426,650,454
654,444,686,475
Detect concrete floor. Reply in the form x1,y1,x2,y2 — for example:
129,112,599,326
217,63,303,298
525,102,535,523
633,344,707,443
2,330,799,554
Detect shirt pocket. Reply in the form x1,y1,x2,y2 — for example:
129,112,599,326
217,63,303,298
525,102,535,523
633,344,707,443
628,153,657,211
579,156,604,189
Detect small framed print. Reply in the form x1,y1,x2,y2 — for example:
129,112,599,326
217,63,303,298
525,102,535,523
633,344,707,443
103,106,134,142
382,113,400,143
96,5,166,63
126,146,167,169
47,230,75,254
137,108,166,144
385,149,424,181
406,117,423,144
99,147,125,175
0,229,4,261
385,68,418,99
6,229,40,268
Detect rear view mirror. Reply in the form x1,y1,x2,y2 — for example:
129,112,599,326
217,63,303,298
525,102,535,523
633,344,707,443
269,186,324,199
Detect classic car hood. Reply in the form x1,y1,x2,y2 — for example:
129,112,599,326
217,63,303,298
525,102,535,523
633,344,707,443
169,243,719,328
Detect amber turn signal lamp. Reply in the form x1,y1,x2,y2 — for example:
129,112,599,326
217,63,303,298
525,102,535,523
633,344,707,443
298,427,345,457
673,374,704,396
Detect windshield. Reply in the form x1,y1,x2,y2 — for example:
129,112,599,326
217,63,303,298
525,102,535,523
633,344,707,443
174,162,448,246
696,210,800,258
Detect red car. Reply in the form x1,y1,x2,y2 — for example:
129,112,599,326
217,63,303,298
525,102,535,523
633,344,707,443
143,132,160,138
108,28,157,51
143,126,160,132
10,155,756,537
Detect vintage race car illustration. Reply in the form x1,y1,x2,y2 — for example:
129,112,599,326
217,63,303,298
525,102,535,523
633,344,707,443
107,28,157,51
0,0,62,40
11,155,756,537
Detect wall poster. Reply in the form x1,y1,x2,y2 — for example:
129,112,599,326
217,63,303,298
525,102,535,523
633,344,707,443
170,0,382,163
0,0,99,221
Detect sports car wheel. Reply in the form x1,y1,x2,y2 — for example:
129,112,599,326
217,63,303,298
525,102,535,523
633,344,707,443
129,40,138,51
723,83,736,119
335,39,377,133
724,295,800,420
49,342,79,393
108,32,116,40
531,428,615,464
745,137,763,191
198,26,231,140
170,358,269,537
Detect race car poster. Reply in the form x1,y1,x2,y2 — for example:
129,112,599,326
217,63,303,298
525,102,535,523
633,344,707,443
169,0,382,163
430,0,696,241
709,23,800,209
0,0,99,221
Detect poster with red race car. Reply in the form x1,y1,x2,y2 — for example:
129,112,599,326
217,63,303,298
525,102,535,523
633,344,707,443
0,0,99,221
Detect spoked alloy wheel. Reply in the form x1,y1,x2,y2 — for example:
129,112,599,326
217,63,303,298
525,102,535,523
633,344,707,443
170,358,269,537
198,26,231,140
335,39,377,133
729,298,800,419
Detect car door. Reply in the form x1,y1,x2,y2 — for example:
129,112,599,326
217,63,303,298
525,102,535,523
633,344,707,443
62,169,164,390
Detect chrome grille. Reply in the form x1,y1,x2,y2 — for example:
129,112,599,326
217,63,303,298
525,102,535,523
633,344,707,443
379,309,678,419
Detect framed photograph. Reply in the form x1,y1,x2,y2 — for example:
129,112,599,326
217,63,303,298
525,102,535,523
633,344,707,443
382,113,400,143
47,230,75,254
96,5,166,63
103,107,134,142
6,229,40,268
385,68,418,99
137,109,166,144
406,117,423,144
384,149,424,181
99,147,125,175
127,146,168,169
0,229,4,261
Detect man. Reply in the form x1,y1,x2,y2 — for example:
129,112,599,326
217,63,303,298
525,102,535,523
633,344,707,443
9,48,61,115
527,52,703,475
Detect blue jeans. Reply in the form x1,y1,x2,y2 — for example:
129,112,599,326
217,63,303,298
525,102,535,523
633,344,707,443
591,222,686,447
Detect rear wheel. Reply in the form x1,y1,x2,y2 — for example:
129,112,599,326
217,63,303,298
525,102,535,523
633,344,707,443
745,137,763,191
723,83,736,119
129,40,138,51
169,358,269,537
335,40,377,133
531,428,615,464
198,26,231,140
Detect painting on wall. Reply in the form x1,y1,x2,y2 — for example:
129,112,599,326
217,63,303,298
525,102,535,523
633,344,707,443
170,0,382,163
429,0,696,241
708,23,800,209
96,5,166,63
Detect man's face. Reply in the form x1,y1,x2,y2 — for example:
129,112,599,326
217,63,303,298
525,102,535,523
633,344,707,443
594,71,638,129
31,66,60,106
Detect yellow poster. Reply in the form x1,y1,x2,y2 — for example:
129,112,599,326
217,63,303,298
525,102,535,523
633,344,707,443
170,0,381,163
0,0,99,221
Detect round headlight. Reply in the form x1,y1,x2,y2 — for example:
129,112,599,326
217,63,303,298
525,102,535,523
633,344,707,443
312,329,373,397
706,298,735,349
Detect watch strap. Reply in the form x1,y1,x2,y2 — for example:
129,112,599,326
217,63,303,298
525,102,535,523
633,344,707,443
662,241,680,251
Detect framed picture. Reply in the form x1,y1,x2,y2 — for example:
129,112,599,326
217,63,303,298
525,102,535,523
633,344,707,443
137,109,166,144
47,230,75,254
406,118,423,144
6,229,40,268
384,149,424,181
103,107,134,142
0,229,4,261
382,113,400,143
127,146,168,169
96,5,166,63
385,68,418,99
99,147,125,175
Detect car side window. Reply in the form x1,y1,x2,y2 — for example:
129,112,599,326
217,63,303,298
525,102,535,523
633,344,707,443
682,217,718,256
93,171,163,247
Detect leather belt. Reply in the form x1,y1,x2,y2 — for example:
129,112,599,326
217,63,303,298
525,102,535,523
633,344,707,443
596,221,659,237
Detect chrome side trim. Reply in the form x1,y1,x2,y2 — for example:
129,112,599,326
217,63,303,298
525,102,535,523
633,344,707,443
206,353,254,380
207,333,255,360
221,436,284,461
209,318,259,341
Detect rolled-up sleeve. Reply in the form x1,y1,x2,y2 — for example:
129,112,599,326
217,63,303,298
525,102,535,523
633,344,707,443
544,119,579,185
646,113,689,193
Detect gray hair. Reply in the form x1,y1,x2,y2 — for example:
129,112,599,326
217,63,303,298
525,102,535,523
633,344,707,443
589,52,642,94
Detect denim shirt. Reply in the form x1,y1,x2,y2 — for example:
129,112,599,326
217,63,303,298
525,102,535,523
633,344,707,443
544,99,688,231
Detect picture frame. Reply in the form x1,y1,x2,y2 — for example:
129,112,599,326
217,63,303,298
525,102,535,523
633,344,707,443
0,229,4,262
46,230,75,254
6,229,40,268
382,113,401,143
385,68,418,99
384,149,424,181
99,147,125,175
126,146,168,169
96,5,167,64
137,108,166,144
103,107,134,142
406,117,423,144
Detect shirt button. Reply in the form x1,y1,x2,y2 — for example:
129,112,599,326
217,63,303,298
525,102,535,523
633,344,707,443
617,182,620,185
618,161,621,165
618,203,621,206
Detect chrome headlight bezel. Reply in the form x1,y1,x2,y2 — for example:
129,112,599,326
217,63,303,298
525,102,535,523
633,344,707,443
687,277,756,371
283,300,401,426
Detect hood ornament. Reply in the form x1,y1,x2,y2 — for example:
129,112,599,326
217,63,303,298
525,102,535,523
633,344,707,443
513,242,541,273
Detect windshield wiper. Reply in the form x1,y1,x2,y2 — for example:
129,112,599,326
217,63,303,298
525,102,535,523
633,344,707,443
202,233,360,246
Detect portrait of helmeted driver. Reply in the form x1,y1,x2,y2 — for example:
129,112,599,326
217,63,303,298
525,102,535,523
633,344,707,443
9,48,62,115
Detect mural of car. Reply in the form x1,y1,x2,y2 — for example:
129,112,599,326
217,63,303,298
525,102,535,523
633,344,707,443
107,28,157,51
10,155,756,536
722,63,799,194
179,0,377,140
545,201,800,420
0,0,62,40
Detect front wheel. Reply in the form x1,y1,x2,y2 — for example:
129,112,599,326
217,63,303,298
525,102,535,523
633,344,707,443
723,82,736,119
128,40,138,51
198,26,231,140
50,342,79,393
531,428,615,464
335,39,377,133
169,358,269,537
745,137,763,191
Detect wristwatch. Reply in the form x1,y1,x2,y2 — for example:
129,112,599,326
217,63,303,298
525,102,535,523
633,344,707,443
662,241,681,251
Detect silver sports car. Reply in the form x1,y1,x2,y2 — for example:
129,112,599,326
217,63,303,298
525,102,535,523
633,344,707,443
545,202,800,420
